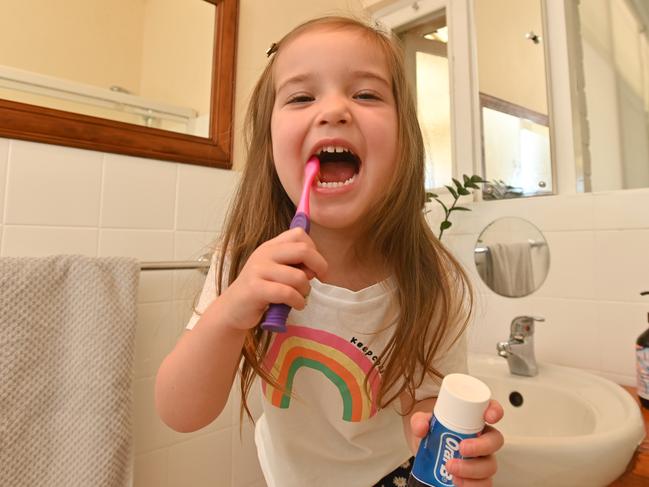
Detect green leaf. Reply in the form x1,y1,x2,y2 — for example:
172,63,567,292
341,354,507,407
465,181,480,190
440,220,452,230
452,178,463,191
445,185,459,199
463,174,471,185
434,198,449,213
458,186,471,196
425,192,439,200
471,175,488,183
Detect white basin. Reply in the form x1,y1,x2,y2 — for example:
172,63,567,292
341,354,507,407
468,353,645,487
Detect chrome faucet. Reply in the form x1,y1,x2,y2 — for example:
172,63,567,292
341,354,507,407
497,316,545,376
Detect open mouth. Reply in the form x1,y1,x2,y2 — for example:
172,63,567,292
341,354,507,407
314,146,361,188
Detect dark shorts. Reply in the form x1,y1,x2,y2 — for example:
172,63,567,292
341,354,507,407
373,457,414,486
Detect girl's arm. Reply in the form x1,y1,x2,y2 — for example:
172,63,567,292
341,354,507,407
155,228,327,433
154,298,247,433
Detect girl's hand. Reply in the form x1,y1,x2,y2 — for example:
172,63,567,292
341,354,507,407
410,399,504,487
217,227,328,331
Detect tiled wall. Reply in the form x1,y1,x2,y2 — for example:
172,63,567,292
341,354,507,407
0,137,262,487
436,189,649,386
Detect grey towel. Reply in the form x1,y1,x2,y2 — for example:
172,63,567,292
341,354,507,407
486,242,535,297
0,255,139,487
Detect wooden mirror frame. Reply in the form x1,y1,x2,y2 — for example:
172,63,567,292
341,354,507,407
0,0,238,169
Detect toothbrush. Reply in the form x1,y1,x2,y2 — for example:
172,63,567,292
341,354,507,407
261,156,320,333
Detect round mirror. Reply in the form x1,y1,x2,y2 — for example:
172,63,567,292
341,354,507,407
474,217,550,298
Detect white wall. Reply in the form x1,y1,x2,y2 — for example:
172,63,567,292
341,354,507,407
430,189,649,386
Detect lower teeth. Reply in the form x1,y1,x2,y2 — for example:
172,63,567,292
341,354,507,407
317,174,356,188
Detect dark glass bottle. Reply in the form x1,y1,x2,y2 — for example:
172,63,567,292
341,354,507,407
637,291,649,409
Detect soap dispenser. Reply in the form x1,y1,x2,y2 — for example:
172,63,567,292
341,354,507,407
637,291,649,409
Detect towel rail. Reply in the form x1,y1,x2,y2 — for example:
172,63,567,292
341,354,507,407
475,240,546,254
140,253,211,271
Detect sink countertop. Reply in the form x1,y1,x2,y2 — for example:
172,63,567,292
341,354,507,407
610,387,649,486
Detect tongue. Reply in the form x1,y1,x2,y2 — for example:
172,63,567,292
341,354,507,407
319,161,356,183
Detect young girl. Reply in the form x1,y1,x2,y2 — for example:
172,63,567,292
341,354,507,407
156,16,504,487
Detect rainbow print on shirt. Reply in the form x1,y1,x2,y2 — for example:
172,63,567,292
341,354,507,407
262,325,381,422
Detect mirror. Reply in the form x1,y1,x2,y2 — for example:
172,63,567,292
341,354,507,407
474,217,550,298
567,0,649,192
473,0,554,198
0,0,237,168
397,9,452,190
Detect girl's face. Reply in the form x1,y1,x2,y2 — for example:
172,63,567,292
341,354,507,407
271,27,398,235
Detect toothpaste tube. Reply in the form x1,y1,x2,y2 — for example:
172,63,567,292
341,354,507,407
408,374,491,487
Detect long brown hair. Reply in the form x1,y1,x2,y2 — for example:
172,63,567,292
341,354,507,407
215,16,474,422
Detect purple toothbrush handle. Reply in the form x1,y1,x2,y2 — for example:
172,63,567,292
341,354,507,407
289,211,310,233
260,212,310,332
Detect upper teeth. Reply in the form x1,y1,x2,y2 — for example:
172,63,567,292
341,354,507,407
317,145,354,155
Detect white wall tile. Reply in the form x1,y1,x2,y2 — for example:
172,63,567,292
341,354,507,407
528,194,595,232
100,229,175,302
594,230,649,303
0,138,9,223
138,271,174,304
134,448,169,487
451,194,596,236
101,154,177,229
167,429,233,487
5,140,102,226
1,225,98,257
99,229,174,260
593,188,649,230
443,233,482,282
176,164,240,232
173,231,216,301
536,231,595,299
597,301,649,379
133,377,184,454
450,195,593,234
134,302,176,379
530,298,602,370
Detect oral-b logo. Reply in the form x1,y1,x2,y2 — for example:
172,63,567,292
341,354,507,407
434,432,461,486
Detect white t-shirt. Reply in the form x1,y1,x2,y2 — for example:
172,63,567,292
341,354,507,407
186,254,468,487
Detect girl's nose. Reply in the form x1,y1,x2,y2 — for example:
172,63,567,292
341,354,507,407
316,97,351,126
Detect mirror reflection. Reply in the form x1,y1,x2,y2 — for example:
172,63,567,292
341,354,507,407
474,217,550,298
398,9,452,189
0,0,215,137
568,0,649,192
473,0,554,198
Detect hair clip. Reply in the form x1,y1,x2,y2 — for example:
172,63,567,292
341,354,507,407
266,42,279,57
373,20,390,36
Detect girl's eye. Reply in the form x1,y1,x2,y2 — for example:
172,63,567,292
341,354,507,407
287,94,314,104
355,91,381,101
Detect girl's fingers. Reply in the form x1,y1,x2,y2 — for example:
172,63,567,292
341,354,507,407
410,411,432,438
257,279,307,311
484,399,504,424
459,426,504,458
259,264,312,298
263,236,328,279
447,454,497,482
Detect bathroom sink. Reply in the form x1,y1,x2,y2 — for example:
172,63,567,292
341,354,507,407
468,353,645,487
